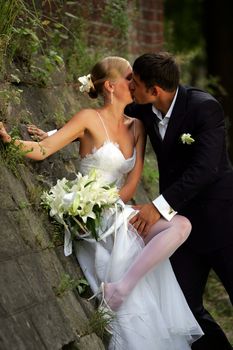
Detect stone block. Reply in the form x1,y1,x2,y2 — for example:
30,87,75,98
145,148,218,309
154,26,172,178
27,299,77,350
0,312,46,350
55,247,84,281
0,260,37,316
38,250,70,291
0,211,29,260
56,293,90,337
0,164,29,211
17,252,55,302
77,333,106,350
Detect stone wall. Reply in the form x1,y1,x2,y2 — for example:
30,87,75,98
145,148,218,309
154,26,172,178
0,82,107,350
0,1,160,348
0,80,150,350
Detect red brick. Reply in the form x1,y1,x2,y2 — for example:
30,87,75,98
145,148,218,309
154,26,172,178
74,0,164,57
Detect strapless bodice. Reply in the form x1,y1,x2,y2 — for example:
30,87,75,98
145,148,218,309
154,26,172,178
79,141,136,188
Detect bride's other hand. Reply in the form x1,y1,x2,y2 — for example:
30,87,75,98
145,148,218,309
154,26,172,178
27,124,48,141
0,122,12,143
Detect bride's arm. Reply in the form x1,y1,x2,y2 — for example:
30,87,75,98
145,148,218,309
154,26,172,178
0,110,90,160
119,120,146,203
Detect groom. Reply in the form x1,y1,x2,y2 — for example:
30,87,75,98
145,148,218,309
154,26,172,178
126,52,233,350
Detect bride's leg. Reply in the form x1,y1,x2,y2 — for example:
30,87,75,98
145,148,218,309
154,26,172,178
104,215,191,310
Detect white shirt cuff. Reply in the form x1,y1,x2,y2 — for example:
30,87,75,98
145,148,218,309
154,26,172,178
152,195,177,221
47,129,58,136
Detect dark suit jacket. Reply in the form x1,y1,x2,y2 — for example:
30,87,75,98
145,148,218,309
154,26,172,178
125,85,233,251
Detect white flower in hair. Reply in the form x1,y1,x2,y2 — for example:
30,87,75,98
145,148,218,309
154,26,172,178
78,74,94,93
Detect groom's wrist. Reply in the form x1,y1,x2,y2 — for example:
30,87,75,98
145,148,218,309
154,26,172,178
152,195,177,221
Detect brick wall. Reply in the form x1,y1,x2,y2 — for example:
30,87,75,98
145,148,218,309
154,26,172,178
79,0,164,59
128,0,164,56
41,0,164,59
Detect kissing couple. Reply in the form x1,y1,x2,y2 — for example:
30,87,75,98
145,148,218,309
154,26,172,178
1,52,233,350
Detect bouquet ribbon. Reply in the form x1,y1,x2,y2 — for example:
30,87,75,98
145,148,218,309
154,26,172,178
63,199,130,256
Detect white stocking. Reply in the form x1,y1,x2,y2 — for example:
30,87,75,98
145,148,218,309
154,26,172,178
104,215,191,310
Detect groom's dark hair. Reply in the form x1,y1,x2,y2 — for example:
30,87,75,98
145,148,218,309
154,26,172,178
133,52,180,92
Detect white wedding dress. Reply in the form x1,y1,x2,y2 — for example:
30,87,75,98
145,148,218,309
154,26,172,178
74,114,203,350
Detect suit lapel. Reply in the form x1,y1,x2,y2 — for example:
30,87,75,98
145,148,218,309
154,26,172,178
162,85,188,151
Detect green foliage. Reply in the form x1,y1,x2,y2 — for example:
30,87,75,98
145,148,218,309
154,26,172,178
49,219,64,247
53,111,67,129
1,1,65,85
164,0,209,90
142,145,159,200
0,126,30,177
1,0,132,87
164,41,227,99
164,0,204,53
164,2,227,96
18,109,33,124
27,183,44,209
102,0,129,38
18,200,31,209
65,37,105,83
84,307,115,339
30,50,64,86
0,0,21,35
54,273,89,297
10,26,41,63
0,86,23,117
0,0,23,68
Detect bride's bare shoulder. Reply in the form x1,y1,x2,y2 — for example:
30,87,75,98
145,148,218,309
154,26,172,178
69,108,100,125
72,108,98,118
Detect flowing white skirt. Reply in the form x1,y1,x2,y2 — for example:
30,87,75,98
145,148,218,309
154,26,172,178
74,204,203,350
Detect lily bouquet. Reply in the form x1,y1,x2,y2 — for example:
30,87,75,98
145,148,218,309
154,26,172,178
41,169,119,253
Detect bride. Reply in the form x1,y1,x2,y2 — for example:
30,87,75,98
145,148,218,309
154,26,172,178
0,56,203,349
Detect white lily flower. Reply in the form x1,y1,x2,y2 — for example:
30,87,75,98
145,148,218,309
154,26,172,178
41,169,120,247
78,74,94,93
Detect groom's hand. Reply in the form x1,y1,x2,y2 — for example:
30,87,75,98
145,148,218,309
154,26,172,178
130,203,161,237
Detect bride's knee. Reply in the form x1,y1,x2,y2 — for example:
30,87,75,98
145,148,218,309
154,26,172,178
175,215,192,242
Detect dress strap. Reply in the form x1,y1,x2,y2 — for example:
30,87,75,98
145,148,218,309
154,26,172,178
96,111,110,142
133,118,136,143
124,113,136,146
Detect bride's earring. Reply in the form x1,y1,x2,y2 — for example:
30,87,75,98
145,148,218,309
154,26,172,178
110,90,114,104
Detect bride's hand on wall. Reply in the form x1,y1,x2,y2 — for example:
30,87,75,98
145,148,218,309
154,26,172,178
27,124,48,141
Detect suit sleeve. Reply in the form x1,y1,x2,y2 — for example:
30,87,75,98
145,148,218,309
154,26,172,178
124,103,143,119
162,99,226,211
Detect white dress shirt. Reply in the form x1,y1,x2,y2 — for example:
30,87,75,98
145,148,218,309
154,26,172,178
152,88,179,221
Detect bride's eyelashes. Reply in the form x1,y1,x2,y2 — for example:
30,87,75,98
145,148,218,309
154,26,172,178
125,73,133,81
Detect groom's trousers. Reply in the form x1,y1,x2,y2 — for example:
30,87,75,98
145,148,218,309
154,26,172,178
170,198,233,350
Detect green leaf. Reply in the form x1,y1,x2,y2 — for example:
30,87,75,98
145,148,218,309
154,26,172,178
64,12,79,20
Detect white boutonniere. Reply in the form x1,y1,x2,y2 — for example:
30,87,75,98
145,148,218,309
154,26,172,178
180,133,195,145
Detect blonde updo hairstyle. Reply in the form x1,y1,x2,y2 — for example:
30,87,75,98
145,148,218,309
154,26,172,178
88,56,131,99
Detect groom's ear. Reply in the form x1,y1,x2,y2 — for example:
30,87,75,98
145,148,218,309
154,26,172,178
151,85,165,97
150,86,158,96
